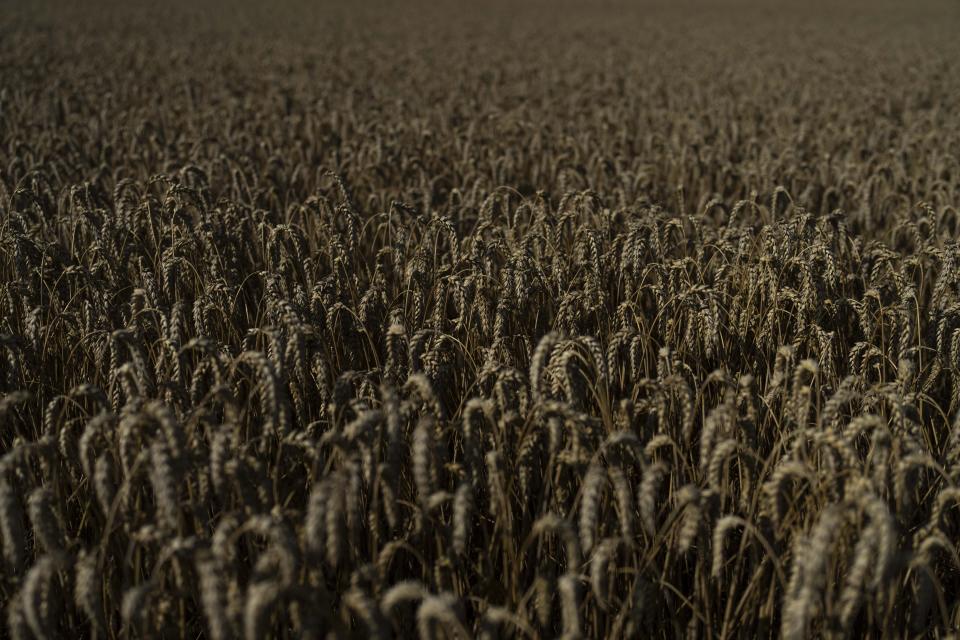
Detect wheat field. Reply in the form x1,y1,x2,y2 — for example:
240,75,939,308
2,0,960,638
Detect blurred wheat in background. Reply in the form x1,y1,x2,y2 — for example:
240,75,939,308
2,0,960,637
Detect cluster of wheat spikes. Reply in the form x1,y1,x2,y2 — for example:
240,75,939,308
2,0,960,638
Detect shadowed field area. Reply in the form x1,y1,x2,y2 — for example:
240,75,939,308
2,1,960,638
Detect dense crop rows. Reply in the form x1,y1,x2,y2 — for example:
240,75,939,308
3,1,960,637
